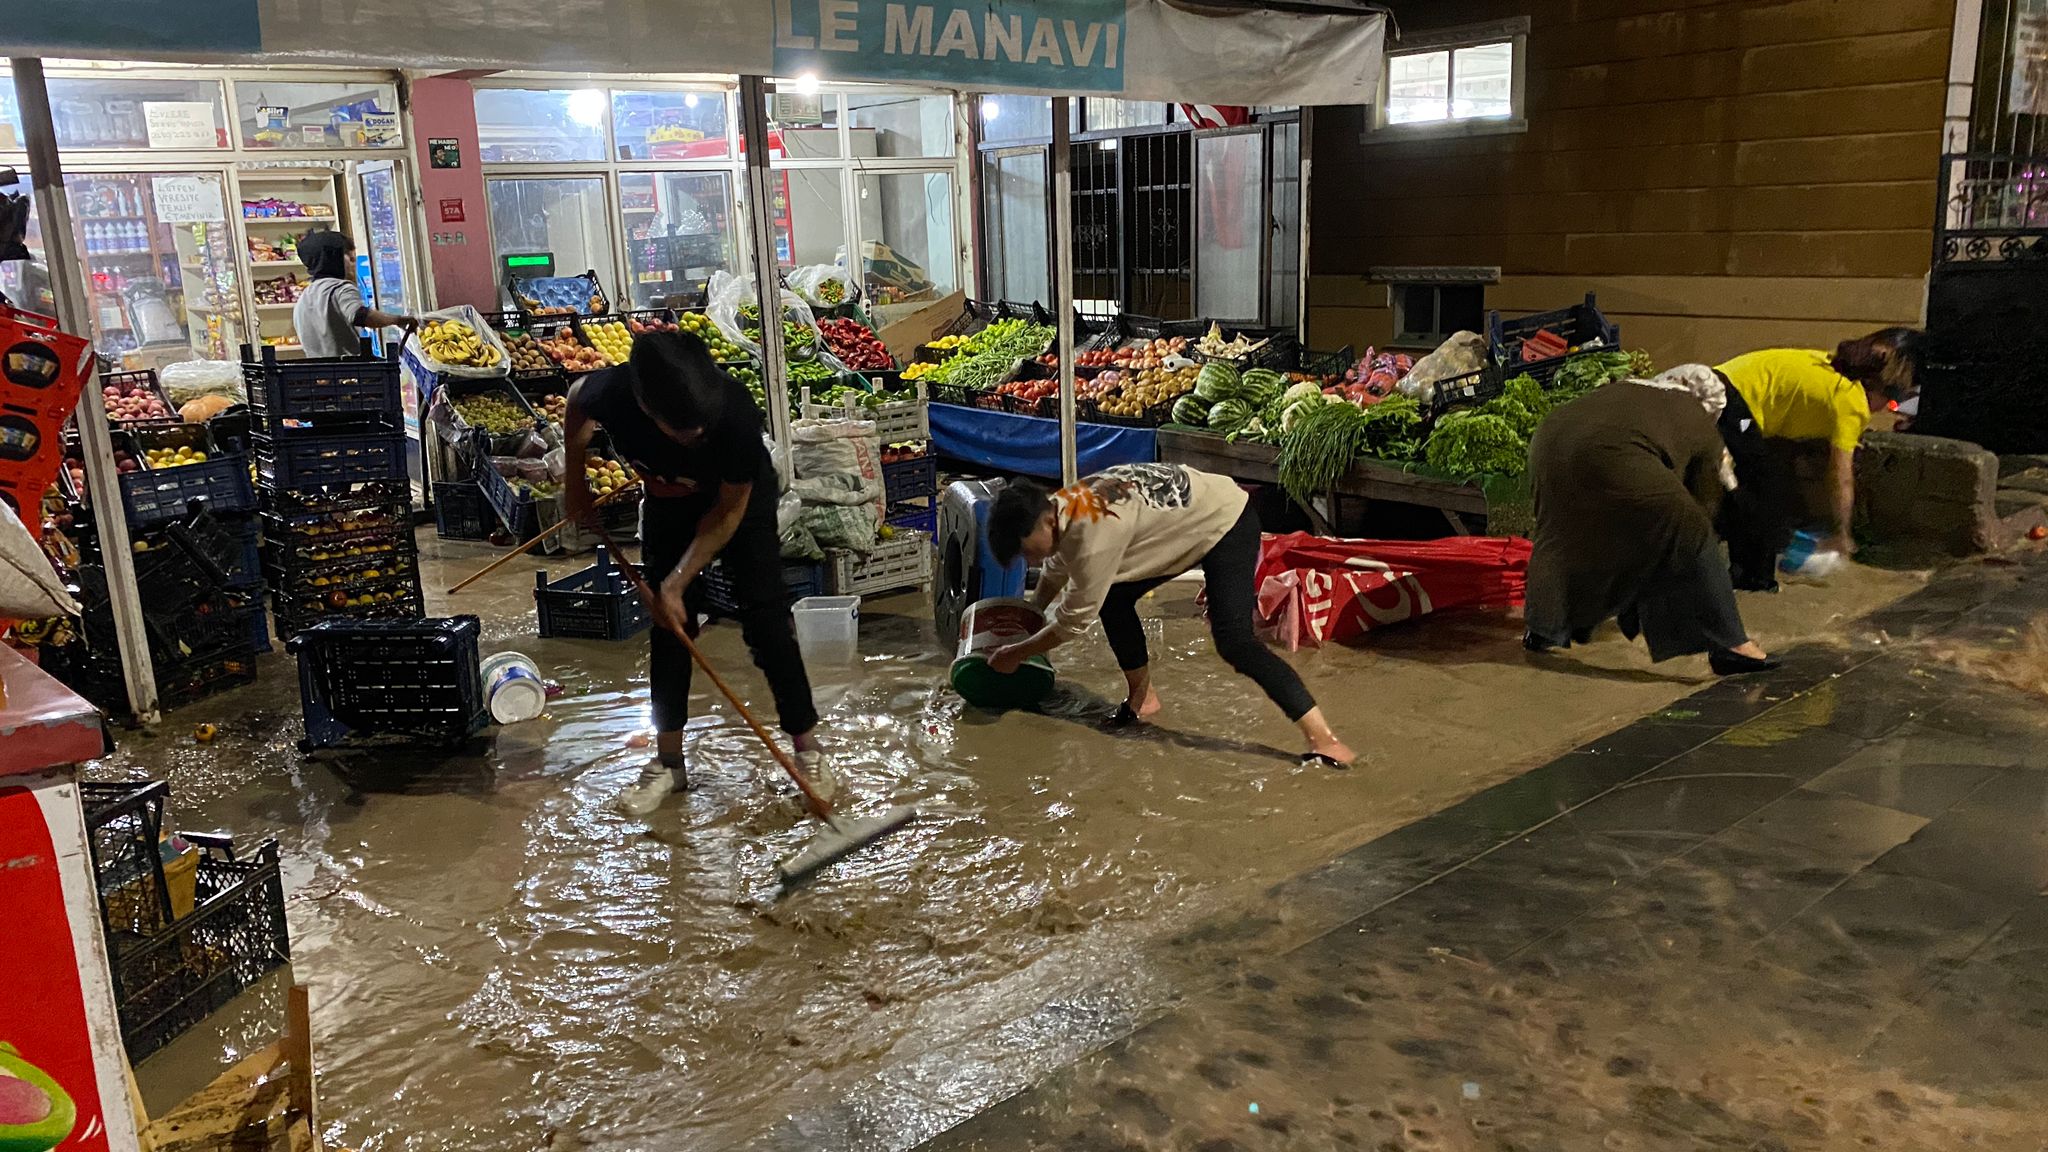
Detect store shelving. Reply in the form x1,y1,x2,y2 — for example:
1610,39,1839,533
235,170,344,356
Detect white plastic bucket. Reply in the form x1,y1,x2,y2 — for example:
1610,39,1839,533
792,595,861,666
481,651,546,724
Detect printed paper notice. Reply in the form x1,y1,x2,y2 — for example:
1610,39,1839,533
142,101,218,149
152,176,225,223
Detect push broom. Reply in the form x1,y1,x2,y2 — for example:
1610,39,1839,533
590,523,917,882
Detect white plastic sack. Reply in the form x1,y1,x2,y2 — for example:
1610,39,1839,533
788,263,858,310
1397,331,1488,406
159,359,245,406
792,475,880,553
403,304,514,379
790,417,884,517
0,502,79,620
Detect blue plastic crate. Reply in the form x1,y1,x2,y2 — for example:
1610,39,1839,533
1488,292,1622,384
289,616,488,749
243,344,403,425
886,505,937,535
534,545,653,640
701,558,823,619
882,453,938,505
120,456,259,527
473,452,554,539
254,429,408,490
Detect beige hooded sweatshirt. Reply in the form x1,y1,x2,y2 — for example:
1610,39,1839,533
1030,463,1249,639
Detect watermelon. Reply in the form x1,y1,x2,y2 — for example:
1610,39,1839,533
1207,398,1254,435
1242,368,1287,405
1171,394,1209,426
1194,360,1243,402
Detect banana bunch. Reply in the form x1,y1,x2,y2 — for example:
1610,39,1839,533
421,318,502,368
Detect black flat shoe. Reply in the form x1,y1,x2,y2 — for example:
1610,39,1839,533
1109,702,1141,727
1523,631,1560,653
1709,649,1781,676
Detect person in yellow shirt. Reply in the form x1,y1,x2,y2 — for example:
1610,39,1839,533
1713,328,1921,590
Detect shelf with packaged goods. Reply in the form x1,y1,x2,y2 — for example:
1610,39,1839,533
242,214,335,226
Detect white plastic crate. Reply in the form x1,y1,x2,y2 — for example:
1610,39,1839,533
800,391,930,443
827,530,933,596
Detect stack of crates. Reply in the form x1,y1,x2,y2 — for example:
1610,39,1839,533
78,780,290,1061
243,345,422,640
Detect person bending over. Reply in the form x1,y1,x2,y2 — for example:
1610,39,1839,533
984,463,1355,767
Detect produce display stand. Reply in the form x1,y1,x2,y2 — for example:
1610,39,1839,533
1155,427,1493,536
0,643,144,1152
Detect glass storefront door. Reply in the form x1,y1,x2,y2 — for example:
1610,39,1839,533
618,170,735,307
74,169,243,364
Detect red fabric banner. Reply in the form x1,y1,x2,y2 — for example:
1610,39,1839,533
1254,532,1532,650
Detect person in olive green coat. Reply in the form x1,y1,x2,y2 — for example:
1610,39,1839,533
1524,370,1777,675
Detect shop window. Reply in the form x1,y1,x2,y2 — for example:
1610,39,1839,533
1376,21,1525,136
473,88,607,164
1194,130,1266,322
847,93,953,159
1085,100,1171,132
856,172,956,318
234,80,401,149
981,148,1049,305
978,94,1052,143
0,73,227,150
619,171,736,307
1268,120,1301,330
759,92,840,160
612,90,731,162
486,177,616,300
772,168,846,269
1391,282,1485,347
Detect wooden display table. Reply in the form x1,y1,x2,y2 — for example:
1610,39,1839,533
1154,427,1492,534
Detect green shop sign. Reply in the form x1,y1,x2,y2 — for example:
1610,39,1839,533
773,0,1126,92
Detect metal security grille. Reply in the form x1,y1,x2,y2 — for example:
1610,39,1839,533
1123,130,1192,318
1070,141,1120,308
1971,0,2048,155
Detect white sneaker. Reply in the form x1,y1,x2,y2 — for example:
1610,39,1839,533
616,762,683,817
796,748,838,804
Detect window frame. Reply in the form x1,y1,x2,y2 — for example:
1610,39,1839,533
1366,18,1529,143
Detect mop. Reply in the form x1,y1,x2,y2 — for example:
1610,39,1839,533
591,524,917,882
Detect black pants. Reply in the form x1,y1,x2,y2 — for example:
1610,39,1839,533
1616,540,1751,663
641,493,818,739
1097,504,1317,722
1716,385,1795,590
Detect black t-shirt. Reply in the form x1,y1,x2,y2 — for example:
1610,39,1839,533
573,363,773,499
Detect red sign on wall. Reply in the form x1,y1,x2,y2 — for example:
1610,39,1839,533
438,198,465,223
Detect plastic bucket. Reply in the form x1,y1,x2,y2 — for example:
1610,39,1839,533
792,595,860,665
948,596,1056,709
481,651,547,724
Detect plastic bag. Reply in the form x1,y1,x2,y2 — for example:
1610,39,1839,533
159,359,245,406
0,501,78,620
792,474,880,553
1397,331,1488,405
1779,530,1848,583
425,384,550,457
403,304,514,380
704,270,853,374
778,490,823,560
788,264,858,310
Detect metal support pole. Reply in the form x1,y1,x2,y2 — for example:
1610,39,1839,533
1051,97,1077,486
737,75,793,459
12,58,159,722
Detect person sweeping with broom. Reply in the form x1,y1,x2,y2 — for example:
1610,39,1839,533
984,463,1356,768
564,330,833,816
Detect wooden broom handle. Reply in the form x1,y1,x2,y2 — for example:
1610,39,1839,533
444,483,640,595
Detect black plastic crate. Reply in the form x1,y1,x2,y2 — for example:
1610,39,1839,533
100,368,177,425
78,781,174,951
290,616,489,749
1424,366,1508,426
168,508,263,590
145,592,266,664
886,504,937,535
479,309,525,331
883,453,938,504
265,533,417,595
924,380,1005,410
1294,345,1356,380
440,376,544,457
1488,293,1621,384
433,480,495,540
701,558,824,619
1189,326,1299,371
56,644,259,716
113,838,289,1061
254,428,408,490
242,344,403,426
1080,394,1176,428
534,545,653,640
273,578,425,642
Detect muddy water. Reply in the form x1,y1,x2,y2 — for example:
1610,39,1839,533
95,538,1924,1151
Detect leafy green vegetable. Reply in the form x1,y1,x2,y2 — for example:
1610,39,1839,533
1552,351,1635,397
1479,373,1549,439
1361,395,1425,462
1277,401,1376,505
1425,411,1528,479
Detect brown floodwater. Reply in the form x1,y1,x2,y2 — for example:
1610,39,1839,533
95,537,1924,1150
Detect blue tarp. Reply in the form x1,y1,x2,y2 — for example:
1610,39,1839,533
928,404,1157,479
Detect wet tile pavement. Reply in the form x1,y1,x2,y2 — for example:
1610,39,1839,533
916,557,2048,1151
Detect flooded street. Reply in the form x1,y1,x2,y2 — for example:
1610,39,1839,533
95,535,1923,1151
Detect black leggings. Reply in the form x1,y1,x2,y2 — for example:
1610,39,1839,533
1097,504,1317,722
641,493,818,739
1716,385,1795,589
